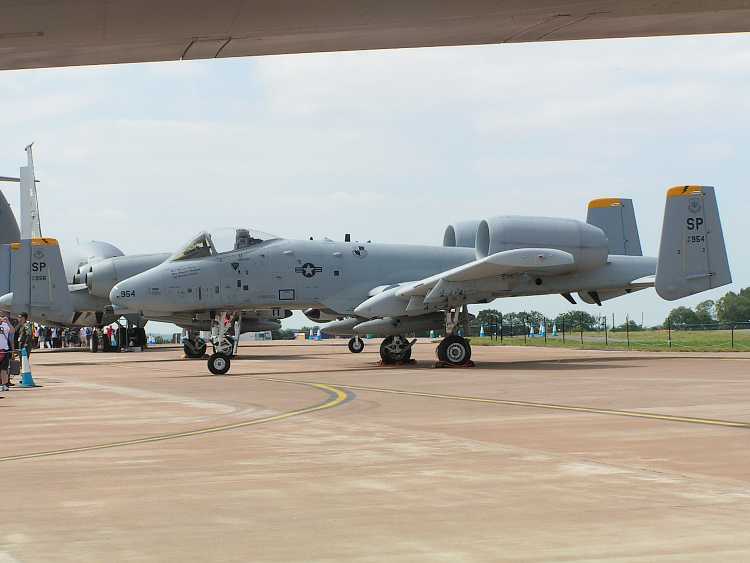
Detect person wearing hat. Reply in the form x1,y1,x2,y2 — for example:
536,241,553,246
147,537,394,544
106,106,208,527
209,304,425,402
0,313,11,392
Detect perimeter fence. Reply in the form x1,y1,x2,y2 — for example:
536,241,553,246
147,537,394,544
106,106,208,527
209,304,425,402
466,317,750,352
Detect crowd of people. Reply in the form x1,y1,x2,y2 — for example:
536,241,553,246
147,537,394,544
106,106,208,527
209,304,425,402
0,311,147,395
0,311,33,392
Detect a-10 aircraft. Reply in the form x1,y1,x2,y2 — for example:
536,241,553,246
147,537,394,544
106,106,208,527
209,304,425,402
84,184,728,374
3,186,730,374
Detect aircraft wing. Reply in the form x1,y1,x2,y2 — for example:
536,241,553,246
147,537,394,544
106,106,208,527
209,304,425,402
3,1,750,71
353,247,575,317
397,248,574,299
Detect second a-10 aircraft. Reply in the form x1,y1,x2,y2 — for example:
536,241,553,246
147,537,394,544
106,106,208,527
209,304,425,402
0,147,288,351
85,184,729,374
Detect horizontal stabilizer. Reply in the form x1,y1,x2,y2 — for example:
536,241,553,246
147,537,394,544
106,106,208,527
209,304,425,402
586,198,642,256
655,186,731,300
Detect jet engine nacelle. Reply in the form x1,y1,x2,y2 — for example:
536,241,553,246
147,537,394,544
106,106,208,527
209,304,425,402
84,253,171,298
443,220,482,248
476,216,608,271
66,240,125,283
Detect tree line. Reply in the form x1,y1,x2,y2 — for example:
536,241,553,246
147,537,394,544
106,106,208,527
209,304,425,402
665,287,750,326
475,286,749,331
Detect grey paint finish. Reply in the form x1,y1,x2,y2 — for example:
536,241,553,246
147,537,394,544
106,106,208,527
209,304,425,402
443,220,481,249
2,1,750,70
656,186,732,300
112,237,476,314
0,191,20,244
586,199,643,256
0,244,10,298
103,188,730,338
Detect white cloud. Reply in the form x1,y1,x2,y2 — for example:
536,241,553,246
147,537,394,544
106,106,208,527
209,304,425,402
0,33,748,326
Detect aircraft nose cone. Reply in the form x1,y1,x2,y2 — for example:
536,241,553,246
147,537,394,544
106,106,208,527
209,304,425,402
109,282,131,309
353,302,371,317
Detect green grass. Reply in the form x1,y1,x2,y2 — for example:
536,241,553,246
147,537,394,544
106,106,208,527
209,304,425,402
469,329,750,352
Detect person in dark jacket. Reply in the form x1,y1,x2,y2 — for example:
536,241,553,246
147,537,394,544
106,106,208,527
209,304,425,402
16,313,33,358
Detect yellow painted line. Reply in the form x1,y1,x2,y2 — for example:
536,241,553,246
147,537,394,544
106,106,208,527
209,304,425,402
0,381,350,463
267,379,750,429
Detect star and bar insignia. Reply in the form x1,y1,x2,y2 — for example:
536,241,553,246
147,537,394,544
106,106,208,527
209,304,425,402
295,262,323,278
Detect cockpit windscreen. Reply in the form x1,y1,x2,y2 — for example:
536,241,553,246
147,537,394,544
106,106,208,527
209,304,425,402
170,228,278,261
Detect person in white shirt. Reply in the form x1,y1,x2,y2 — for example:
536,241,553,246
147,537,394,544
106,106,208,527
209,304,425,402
0,313,11,391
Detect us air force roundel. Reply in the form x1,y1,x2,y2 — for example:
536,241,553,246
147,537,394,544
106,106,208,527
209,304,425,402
295,262,323,278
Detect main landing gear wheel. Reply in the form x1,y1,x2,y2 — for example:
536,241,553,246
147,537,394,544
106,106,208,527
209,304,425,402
379,335,412,364
437,335,472,366
208,353,231,375
348,336,365,353
183,339,207,358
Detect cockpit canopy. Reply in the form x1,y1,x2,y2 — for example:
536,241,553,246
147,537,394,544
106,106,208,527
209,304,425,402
170,228,278,262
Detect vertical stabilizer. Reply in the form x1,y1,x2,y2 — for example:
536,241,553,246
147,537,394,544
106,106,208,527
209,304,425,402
9,238,74,322
586,198,642,256
655,186,731,300
19,143,42,239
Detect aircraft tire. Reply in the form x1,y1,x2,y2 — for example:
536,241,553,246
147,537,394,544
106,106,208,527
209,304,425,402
184,341,207,358
208,353,231,375
348,337,365,353
438,335,471,365
379,336,411,364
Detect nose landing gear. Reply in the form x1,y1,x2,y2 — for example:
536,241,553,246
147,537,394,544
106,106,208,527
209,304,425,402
207,311,241,375
208,352,231,375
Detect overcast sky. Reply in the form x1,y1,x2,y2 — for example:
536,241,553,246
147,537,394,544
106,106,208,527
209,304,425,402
0,33,747,330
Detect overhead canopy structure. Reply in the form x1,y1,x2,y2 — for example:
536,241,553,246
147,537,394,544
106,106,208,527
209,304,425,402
2,0,750,71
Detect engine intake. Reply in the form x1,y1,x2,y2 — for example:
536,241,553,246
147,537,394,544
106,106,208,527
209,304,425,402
85,253,170,298
443,220,481,248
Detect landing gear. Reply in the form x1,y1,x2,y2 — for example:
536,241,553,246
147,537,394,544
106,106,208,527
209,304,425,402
183,331,207,358
435,305,474,367
207,312,241,374
348,336,365,353
208,353,231,375
379,335,413,364
436,335,472,365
